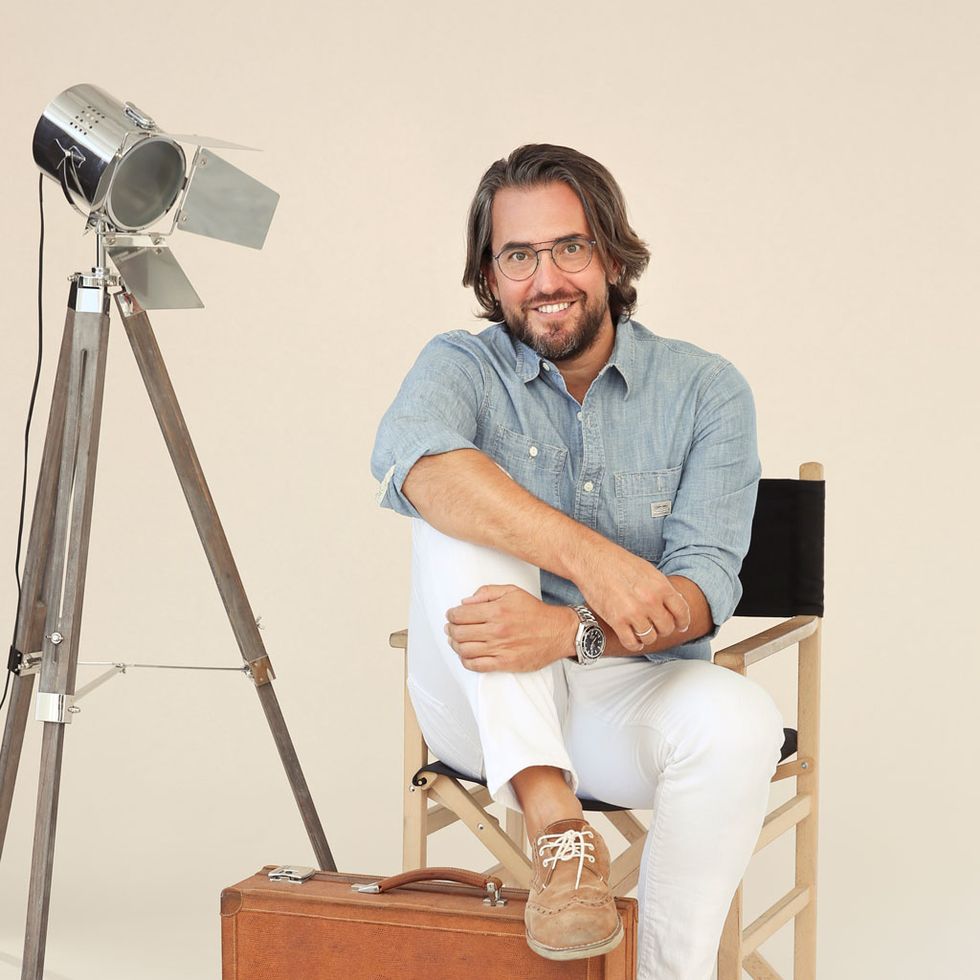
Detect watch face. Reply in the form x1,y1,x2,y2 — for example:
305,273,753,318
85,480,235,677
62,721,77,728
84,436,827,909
581,624,605,661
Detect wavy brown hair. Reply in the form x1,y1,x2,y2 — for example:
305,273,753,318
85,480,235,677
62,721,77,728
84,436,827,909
463,144,650,323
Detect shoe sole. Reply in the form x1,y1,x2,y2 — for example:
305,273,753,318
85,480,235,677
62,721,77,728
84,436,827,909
526,917,624,961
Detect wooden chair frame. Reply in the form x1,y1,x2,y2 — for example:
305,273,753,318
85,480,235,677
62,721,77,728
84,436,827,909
390,462,822,979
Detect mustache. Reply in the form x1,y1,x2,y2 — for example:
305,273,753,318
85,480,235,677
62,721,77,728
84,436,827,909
522,292,583,311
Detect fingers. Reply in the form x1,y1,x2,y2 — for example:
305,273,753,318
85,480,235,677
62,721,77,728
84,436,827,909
448,638,489,661
449,583,527,623
650,608,677,638
445,603,490,626
612,589,692,650
619,610,670,650
444,622,493,643
444,633,498,672
664,591,692,632
611,622,646,652
632,623,657,644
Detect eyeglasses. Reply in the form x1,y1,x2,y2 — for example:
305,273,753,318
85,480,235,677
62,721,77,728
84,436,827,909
492,236,597,282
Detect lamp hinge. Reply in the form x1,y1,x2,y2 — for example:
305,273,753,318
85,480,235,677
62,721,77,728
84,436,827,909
247,655,275,687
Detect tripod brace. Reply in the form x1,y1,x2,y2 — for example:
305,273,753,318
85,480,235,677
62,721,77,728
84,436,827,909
0,259,335,979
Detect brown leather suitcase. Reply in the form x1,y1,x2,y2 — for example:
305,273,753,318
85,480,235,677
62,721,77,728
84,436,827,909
221,865,638,979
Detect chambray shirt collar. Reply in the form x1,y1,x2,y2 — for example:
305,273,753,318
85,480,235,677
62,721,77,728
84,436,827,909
606,317,636,397
511,317,636,396
512,334,542,383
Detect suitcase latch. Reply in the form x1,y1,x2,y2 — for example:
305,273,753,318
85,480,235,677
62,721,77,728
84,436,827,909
268,866,317,884
484,880,506,907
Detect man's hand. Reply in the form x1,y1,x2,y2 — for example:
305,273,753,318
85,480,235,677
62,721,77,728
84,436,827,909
575,541,692,652
445,585,578,673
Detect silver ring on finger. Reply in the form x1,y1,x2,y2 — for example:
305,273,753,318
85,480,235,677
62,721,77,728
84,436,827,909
634,626,655,639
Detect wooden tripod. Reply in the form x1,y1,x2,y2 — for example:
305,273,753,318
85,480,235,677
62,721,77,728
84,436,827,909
0,273,335,979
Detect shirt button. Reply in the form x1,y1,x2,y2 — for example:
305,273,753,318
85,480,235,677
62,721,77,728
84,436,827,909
542,362,551,372
529,446,539,458
577,411,583,422
583,481,594,493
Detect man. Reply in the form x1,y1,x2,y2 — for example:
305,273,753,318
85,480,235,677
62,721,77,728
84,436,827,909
371,144,783,979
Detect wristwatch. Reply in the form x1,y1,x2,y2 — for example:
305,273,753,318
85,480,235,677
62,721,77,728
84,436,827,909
571,604,606,665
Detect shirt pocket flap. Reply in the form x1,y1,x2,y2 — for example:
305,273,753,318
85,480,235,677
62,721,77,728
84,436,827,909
614,465,683,499
491,424,568,506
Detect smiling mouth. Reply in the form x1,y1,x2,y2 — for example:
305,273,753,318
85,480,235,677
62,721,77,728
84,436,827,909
533,300,575,315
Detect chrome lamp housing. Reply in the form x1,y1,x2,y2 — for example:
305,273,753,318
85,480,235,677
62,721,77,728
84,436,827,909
33,84,279,309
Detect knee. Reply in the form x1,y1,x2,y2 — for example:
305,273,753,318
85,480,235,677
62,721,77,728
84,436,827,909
726,676,785,771
670,663,784,773
411,518,542,600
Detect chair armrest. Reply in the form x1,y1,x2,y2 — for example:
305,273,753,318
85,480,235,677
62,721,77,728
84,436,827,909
714,616,819,671
390,628,408,650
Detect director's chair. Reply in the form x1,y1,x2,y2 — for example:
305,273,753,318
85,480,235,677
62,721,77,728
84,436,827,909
390,462,824,979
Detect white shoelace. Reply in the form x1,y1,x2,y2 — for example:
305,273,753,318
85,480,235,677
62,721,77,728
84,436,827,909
537,828,596,890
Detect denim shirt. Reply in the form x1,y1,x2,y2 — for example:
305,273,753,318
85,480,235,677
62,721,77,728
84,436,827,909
371,318,760,663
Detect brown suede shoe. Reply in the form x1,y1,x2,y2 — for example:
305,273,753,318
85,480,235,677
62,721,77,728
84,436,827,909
524,818,623,961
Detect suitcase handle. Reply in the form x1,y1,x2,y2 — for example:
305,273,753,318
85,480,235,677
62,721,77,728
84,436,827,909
356,867,507,905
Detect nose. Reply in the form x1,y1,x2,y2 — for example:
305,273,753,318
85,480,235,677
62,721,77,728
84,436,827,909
529,249,565,293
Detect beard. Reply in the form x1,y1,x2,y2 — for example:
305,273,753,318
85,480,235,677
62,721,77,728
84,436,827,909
504,289,610,362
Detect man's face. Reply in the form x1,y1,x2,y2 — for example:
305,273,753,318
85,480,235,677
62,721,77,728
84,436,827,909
486,182,616,363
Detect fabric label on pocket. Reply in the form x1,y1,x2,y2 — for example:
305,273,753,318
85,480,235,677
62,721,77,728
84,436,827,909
650,501,672,517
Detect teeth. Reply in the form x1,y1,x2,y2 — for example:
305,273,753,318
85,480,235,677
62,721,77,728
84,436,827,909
538,302,571,314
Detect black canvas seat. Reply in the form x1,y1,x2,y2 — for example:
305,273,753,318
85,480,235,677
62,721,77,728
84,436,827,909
412,728,800,812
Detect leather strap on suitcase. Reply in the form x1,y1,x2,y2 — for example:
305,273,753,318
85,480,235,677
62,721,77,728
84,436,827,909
222,865,638,979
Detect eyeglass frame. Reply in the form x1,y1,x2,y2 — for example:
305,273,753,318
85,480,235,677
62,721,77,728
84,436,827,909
491,235,599,282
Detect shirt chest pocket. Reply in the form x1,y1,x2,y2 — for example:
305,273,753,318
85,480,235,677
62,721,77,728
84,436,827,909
491,424,568,509
614,466,683,562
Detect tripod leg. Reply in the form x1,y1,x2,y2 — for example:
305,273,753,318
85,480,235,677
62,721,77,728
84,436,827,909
22,306,110,980
115,292,336,872
0,315,75,861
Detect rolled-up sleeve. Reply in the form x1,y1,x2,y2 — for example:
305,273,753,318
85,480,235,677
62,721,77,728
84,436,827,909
658,361,761,639
370,333,487,519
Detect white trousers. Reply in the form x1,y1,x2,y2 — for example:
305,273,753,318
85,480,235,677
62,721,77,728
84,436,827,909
407,519,784,980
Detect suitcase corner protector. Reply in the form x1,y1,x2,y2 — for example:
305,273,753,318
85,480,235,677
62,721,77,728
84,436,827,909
220,888,244,917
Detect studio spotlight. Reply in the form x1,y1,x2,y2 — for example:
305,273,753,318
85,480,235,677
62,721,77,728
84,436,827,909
1,84,333,980
33,83,280,308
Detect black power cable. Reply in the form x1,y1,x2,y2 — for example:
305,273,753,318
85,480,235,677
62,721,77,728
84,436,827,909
1,175,45,714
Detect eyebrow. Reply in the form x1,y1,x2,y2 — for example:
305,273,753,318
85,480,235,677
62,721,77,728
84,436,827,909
495,233,590,253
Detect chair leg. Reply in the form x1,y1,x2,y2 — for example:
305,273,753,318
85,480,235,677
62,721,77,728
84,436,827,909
718,884,744,980
605,809,647,844
794,624,821,979
744,949,781,979
493,810,527,886
609,839,644,896
402,665,428,871
403,784,427,871
602,810,647,894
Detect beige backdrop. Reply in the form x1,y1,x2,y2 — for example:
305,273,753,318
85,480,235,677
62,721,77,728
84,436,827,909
1,2,977,978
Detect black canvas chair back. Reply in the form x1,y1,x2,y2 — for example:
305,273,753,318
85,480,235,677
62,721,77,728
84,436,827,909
736,477,825,619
